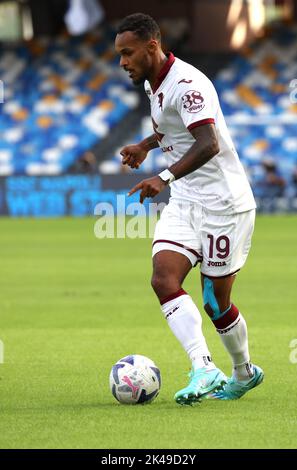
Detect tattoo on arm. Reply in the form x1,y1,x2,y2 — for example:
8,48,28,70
140,134,159,152
169,124,219,180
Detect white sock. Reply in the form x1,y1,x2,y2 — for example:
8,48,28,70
161,292,215,371
216,313,254,381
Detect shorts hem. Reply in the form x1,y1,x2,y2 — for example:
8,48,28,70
152,239,202,261
200,268,240,279
152,239,202,268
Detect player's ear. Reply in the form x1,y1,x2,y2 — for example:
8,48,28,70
147,39,158,54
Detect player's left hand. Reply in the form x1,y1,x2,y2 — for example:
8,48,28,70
128,176,167,204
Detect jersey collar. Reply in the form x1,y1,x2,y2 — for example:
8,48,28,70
152,52,175,94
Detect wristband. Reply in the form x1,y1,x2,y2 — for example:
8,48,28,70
158,169,175,185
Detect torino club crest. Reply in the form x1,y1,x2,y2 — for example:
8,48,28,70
182,90,205,113
158,92,164,110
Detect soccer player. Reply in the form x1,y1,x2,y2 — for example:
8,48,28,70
115,13,264,405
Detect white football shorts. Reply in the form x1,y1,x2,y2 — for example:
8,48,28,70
152,198,255,277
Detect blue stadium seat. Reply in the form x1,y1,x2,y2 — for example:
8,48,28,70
0,31,139,175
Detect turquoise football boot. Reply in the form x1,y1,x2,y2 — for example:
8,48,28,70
174,367,227,405
207,365,264,400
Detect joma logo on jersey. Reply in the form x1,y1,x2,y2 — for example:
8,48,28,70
207,261,227,267
178,79,193,84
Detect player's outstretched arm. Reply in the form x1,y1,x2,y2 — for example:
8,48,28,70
168,124,219,180
120,134,159,169
127,124,219,204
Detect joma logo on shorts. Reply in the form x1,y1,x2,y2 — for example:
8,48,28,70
207,261,227,267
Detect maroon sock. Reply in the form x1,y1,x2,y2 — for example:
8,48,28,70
160,288,187,306
212,304,239,331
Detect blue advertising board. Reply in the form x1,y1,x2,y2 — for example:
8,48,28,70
0,175,295,216
0,175,169,217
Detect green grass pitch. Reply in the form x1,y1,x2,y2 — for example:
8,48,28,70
0,215,296,449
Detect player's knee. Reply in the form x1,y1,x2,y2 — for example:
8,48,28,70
151,273,165,296
151,273,180,300
203,277,230,320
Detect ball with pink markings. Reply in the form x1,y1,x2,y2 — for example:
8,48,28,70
109,354,161,404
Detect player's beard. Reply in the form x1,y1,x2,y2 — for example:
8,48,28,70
131,61,150,86
132,76,145,86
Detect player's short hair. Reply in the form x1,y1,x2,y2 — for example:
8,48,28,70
117,13,161,42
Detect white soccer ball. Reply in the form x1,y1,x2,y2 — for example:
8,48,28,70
110,354,161,405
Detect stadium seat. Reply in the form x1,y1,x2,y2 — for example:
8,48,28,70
0,30,139,175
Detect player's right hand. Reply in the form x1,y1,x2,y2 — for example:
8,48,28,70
120,144,148,169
